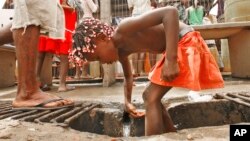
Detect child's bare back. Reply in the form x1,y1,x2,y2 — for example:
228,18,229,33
115,19,190,57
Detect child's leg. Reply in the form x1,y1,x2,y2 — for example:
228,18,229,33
81,63,90,78
58,54,75,92
161,104,176,133
36,52,46,84
74,64,81,79
142,82,176,136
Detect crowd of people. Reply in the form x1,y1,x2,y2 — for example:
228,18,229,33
159,0,225,71
2,0,226,82
0,0,225,136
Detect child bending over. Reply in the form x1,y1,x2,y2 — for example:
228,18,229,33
70,6,224,136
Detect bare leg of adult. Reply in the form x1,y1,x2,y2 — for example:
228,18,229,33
58,54,75,92
0,23,13,46
12,25,73,108
142,82,176,136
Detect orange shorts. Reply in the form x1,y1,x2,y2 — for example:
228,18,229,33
148,31,224,91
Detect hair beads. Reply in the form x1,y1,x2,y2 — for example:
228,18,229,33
69,18,114,65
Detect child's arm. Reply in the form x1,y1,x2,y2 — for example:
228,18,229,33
119,56,145,118
118,6,180,82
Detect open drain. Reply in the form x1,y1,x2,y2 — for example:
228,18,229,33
0,101,100,127
1,93,250,137
0,101,142,137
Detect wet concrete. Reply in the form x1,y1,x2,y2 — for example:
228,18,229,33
1,76,250,104
0,76,250,140
0,119,234,141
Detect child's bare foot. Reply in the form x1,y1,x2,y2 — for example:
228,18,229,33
81,74,92,79
74,75,81,80
58,85,75,92
12,90,74,110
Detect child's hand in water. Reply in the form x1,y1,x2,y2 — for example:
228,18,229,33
124,103,145,118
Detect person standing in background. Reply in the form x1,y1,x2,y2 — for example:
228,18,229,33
127,0,157,77
11,0,73,109
74,0,99,79
185,0,205,25
81,0,99,19
209,0,225,23
37,0,77,92
158,0,167,7
3,0,14,8
203,14,224,71
174,0,189,23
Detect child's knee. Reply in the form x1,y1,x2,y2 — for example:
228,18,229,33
142,88,158,104
142,89,150,102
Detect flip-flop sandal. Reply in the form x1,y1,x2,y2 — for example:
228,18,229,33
12,98,74,111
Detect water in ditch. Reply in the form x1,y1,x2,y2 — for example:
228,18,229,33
122,111,131,137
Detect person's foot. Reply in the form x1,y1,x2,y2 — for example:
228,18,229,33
81,74,92,79
58,85,75,92
12,90,73,109
74,75,81,80
66,76,74,81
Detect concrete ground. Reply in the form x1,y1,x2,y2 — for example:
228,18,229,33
2,75,250,105
0,75,250,140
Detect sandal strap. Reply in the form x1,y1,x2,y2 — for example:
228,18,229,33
35,98,64,107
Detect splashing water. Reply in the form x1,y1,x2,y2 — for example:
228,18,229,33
122,111,131,137
123,123,131,137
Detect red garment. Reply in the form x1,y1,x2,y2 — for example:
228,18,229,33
149,31,224,91
38,2,77,55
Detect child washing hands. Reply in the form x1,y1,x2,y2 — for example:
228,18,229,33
70,6,224,136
